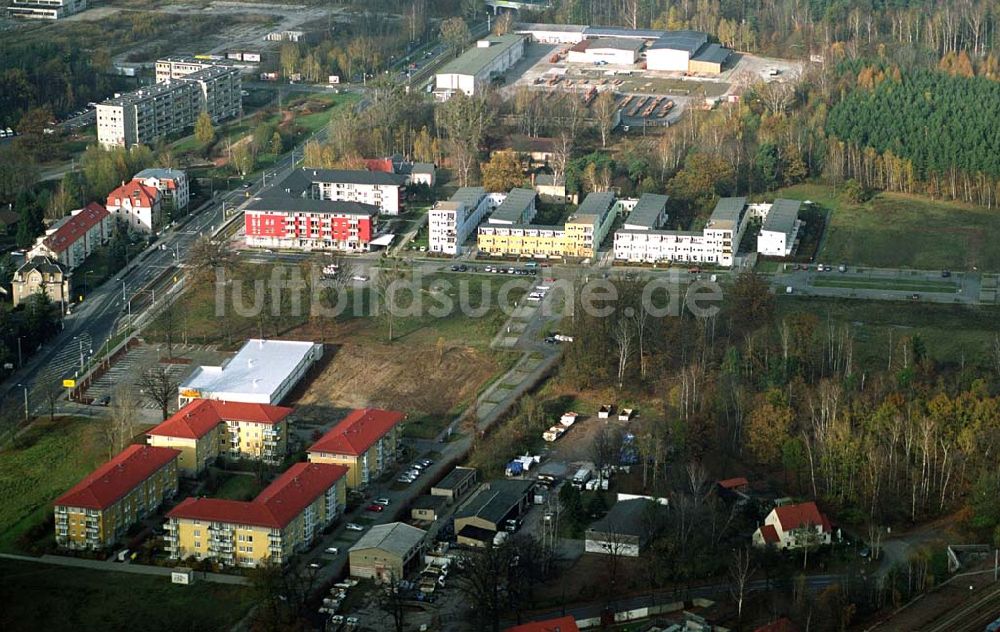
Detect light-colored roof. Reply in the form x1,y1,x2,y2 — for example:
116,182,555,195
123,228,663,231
350,522,426,557
762,198,801,236
706,196,747,230
585,26,668,39
438,34,525,78
179,339,319,403
489,188,536,223
624,193,668,229
133,168,186,181
515,23,587,34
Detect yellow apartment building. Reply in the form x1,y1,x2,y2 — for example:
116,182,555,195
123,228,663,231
147,399,292,476
165,462,348,567
307,408,405,489
54,445,180,550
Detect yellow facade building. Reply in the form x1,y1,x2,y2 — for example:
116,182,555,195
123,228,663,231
147,399,292,476
307,408,405,489
54,444,180,550
165,462,348,567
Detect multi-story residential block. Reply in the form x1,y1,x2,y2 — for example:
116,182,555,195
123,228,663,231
132,168,190,213
435,34,527,99
754,199,803,257
7,0,86,19
563,191,617,259
27,202,111,270
154,57,234,83
278,168,407,216
178,339,323,407
106,180,162,233
428,187,504,255
476,190,616,259
53,445,180,550
165,462,348,567
245,196,380,252
11,256,70,308
307,409,405,489
147,399,292,476
613,196,749,267
97,65,241,149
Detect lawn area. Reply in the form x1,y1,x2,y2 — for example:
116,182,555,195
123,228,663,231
811,277,959,293
0,418,106,553
0,558,253,632
776,183,1000,271
776,295,1000,369
212,471,263,502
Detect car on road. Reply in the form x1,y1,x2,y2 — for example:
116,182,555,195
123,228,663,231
94,395,110,406
910,293,920,300
351,275,369,282
366,503,385,512
325,547,340,555
417,458,433,466
396,475,415,484
374,497,390,506
941,270,951,277
308,561,323,568
345,523,364,531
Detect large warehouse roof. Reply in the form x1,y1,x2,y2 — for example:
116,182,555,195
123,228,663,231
649,30,709,54
692,42,731,64
438,34,525,78
585,26,667,39
179,339,320,403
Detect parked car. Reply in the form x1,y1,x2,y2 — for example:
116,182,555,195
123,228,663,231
366,504,385,512
396,475,415,484
351,274,369,282
941,270,951,278
417,458,433,467
374,497,390,506
325,547,340,555
308,561,323,568
345,523,364,531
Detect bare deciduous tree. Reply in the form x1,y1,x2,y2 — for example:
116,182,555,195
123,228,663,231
729,547,756,622
138,363,179,421
613,317,634,390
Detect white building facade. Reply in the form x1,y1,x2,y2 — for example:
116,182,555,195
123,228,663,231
132,168,190,212
435,34,526,99
428,187,504,255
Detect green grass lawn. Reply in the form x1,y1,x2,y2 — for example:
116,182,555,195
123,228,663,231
811,277,959,293
0,418,106,553
777,183,1000,271
776,295,1000,368
213,472,263,502
0,558,253,632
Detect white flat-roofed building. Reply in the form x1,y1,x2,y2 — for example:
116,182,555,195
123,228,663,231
428,187,504,255
567,38,644,65
619,193,668,231
614,196,748,267
435,34,526,99
7,0,86,19
155,57,233,83
755,199,803,257
515,22,587,44
178,339,323,407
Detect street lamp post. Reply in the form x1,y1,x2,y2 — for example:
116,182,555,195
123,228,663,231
17,384,28,422
17,337,22,369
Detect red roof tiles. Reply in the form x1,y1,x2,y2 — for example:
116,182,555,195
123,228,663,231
167,462,348,528
718,477,749,490
505,616,580,632
774,501,831,532
307,408,405,457
43,202,109,254
758,524,780,545
365,158,395,173
107,180,159,209
54,444,180,510
148,399,293,440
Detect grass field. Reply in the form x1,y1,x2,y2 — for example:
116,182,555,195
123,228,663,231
811,277,960,293
776,295,1000,368
0,558,252,632
776,183,1000,271
213,472,263,502
0,418,106,553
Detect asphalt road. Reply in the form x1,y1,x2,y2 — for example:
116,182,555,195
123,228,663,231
773,264,980,304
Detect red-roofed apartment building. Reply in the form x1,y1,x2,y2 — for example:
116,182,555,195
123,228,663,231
147,399,292,475
307,408,405,489
165,462,348,567
53,444,181,550
753,501,832,550
28,202,112,270
505,616,580,632
106,179,161,233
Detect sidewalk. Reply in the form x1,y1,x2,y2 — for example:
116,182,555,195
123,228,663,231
0,552,250,585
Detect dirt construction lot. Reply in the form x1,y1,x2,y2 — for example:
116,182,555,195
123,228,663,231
290,339,505,428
